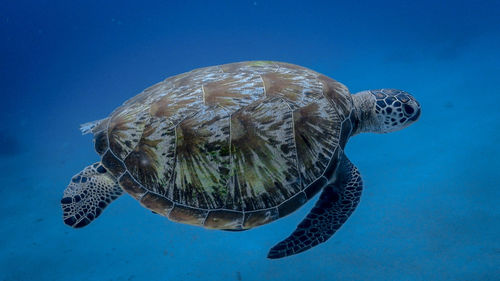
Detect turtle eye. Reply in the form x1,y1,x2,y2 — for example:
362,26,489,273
403,104,414,115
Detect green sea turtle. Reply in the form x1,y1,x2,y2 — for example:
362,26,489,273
61,61,421,259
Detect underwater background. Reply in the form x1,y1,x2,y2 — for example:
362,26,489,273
1,0,499,280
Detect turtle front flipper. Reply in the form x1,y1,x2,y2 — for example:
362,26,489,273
61,163,123,228
267,155,363,259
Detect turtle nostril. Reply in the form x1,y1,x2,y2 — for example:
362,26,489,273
403,104,414,115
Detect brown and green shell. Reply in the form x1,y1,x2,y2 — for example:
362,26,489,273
87,61,355,230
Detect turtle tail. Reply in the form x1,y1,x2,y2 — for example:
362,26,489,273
61,162,123,228
79,118,108,135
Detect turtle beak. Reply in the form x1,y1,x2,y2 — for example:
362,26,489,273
409,101,421,122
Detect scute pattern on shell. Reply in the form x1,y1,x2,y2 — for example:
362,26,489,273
229,97,300,211
91,61,353,229
170,106,232,209
123,116,176,195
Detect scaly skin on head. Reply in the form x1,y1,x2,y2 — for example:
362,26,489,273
61,163,123,228
351,89,421,135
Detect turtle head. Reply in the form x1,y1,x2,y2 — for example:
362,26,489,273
352,89,421,135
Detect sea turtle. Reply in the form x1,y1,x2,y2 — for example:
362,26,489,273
61,61,421,259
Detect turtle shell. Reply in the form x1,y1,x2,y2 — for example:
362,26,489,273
89,61,354,230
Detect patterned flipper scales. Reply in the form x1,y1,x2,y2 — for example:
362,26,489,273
267,155,363,259
61,163,123,228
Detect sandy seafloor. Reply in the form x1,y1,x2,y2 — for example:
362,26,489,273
1,1,499,280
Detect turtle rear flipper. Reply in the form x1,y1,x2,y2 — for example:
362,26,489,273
61,162,123,228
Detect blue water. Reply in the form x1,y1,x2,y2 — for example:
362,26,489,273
1,0,499,280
